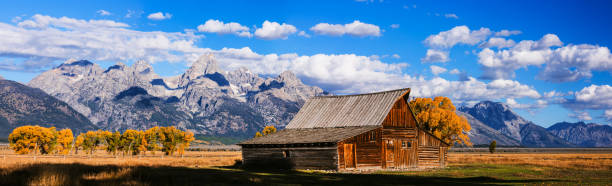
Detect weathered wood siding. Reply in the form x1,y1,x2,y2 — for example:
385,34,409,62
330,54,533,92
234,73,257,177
417,130,448,168
242,147,338,170
380,97,448,169
382,97,417,128
338,128,382,170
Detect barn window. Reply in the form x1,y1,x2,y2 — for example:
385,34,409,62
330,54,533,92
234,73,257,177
283,150,290,158
369,131,376,141
402,141,411,149
387,140,393,148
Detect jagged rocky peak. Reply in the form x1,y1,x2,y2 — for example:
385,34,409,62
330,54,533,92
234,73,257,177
467,101,520,121
104,62,127,73
179,54,222,87
192,53,221,74
132,60,153,74
56,59,94,69
277,70,301,86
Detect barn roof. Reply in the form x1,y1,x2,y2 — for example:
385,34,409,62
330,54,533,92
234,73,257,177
239,126,380,145
285,88,411,129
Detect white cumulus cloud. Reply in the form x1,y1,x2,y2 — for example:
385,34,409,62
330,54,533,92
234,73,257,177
254,21,297,40
422,49,449,63
197,19,251,37
310,20,381,37
477,34,612,81
0,14,204,71
480,37,516,48
424,25,491,48
430,65,447,75
147,12,172,20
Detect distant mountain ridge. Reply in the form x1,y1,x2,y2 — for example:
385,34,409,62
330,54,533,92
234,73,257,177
28,55,327,138
459,101,575,147
0,79,96,137
547,121,612,147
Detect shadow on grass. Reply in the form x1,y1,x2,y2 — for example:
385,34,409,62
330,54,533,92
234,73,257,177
0,163,559,186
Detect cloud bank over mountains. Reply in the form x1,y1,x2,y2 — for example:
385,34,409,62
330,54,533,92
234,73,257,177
1,14,611,122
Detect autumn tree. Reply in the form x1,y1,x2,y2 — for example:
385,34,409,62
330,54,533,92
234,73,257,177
101,131,121,155
409,97,472,146
8,126,41,154
75,134,84,154
145,127,162,154
254,125,276,138
8,125,60,155
78,130,103,154
55,129,74,155
119,129,147,155
177,131,195,156
158,126,182,155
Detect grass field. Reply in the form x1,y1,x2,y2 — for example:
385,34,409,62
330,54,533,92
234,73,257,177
1,149,611,185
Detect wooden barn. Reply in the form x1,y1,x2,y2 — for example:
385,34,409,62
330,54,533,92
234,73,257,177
238,88,449,170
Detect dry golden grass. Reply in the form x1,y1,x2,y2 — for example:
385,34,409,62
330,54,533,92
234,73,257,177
447,153,612,170
1,148,611,185
0,149,241,169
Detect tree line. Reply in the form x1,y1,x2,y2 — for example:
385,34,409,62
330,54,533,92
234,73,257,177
8,125,194,156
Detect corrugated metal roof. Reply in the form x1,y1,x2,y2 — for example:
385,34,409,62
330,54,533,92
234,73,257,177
238,126,380,145
285,88,410,129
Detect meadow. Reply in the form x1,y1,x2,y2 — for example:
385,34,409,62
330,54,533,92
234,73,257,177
0,148,611,185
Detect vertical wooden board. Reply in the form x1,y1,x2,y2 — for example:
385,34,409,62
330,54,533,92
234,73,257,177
344,144,355,168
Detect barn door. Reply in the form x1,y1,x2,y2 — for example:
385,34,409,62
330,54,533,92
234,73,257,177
400,139,417,168
385,139,395,168
344,143,356,168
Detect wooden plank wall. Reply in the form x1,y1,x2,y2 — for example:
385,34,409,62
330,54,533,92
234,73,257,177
338,128,382,170
417,130,448,168
242,147,338,170
381,98,417,128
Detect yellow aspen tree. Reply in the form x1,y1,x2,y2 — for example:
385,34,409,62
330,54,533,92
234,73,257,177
56,129,74,155
409,97,472,146
177,131,195,156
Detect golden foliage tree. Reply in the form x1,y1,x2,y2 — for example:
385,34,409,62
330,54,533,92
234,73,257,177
144,127,162,154
409,97,472,146
177,131,195,156
56,129,74,155
78,130,103,154
119,129,147,155
8,125,67,155
101,131,121,155
155,126,193,156
254,125,276,138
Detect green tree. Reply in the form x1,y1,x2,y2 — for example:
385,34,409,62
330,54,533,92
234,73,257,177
489,140,497,154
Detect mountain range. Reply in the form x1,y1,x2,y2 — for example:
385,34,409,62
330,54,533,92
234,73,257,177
0,79,96,137
26,55,326,138
0,55,610,147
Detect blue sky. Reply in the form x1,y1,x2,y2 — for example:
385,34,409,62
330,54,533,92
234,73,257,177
0,0,611,126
